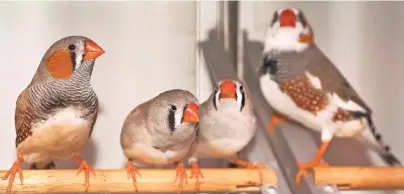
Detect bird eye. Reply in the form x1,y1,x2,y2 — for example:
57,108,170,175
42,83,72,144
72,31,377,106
68,44,76,51
170,105,177,111
239,85,244,91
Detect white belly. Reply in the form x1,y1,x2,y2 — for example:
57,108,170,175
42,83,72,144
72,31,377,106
17,107,91,164
194,138,249,159
194,117,256,159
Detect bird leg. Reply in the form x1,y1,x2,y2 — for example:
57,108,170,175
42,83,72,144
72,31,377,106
189,161,204,191
72,153,96,192
2,154,24,194
230,158,266,185
126,160,142,192
173,161,188,194
268,113,288,133
295,140,331,184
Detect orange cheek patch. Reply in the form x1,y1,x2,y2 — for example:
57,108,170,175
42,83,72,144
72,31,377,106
46,50,73,79
298,33,313,44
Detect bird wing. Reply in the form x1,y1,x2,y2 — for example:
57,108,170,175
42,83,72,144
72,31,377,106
120,101,150,150
300,44,371,113
15,87,37,148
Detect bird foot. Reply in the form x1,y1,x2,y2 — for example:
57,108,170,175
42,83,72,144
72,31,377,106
295,161,329,184
127,162,142,192
190,162,204,191
173,162,188,194
268,114,287,134
2,158,23,194
231,159,266,185
76,159,96,192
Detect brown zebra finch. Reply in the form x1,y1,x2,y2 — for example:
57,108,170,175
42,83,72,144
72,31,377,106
3,36,104,193
120,89,200,194
257,8,401,184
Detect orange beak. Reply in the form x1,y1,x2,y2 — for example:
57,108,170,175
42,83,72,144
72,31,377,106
182,103,200,123
219,80,236,99
84,40,105,60
280,9,296,28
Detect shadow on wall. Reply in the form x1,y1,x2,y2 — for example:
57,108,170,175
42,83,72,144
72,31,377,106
241,30,374,166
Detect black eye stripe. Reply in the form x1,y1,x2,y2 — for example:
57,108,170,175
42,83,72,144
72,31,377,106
240,90,245,112
271,11,278,25
168,107,176,134
70,52,77,70
212,88,218,111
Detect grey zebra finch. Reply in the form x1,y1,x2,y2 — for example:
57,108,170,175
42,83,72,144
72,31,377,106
257,8,401,184
120,89,200,194
2,36,104,193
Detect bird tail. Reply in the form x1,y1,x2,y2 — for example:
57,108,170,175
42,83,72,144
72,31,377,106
358,115,401,166
30,161,56,169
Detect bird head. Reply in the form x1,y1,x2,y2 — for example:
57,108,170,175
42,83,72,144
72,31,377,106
212,80,245,112
150,89,200,136
264,8,313,53
43,36,105,80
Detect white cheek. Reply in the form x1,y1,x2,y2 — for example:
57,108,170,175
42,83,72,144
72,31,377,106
236,90,242,105
215,90,220,107
174,111,182,126
75,52,84,69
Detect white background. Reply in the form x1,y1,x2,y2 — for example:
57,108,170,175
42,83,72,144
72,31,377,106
0,1,403,194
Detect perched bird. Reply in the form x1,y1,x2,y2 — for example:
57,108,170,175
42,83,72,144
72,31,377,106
257,8,401,184
2,36,105,193
120,89,200,193
187,80,260,190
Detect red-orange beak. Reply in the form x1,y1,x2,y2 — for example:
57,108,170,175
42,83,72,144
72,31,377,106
219,80,236,99
280,9,296,28
84,40,105,60
182,103,200,123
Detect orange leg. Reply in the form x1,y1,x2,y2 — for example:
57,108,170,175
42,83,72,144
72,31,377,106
295,140,331,184
2,155,24,194
189,161,204,191
126,160,142,192
268,113,288,134
173,161,188,194
73,153,96,192
230,158,266,185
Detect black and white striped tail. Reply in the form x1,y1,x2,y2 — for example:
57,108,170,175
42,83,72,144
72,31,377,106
368,119,401,166
354,111,401,166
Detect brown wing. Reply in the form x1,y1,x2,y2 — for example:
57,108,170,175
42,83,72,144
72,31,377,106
14,88,36,148
299,44,371,113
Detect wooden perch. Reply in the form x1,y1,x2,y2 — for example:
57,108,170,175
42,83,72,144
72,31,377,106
314,166,404,190
0,168,276,193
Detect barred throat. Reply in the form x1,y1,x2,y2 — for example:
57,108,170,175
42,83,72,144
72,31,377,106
27,60,98,120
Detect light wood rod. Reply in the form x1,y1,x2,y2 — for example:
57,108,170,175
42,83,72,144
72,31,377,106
0,168,276,193
314,167,404,190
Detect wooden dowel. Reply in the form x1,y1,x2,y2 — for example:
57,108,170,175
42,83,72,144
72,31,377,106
0,168,276,193
314,167,404,190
